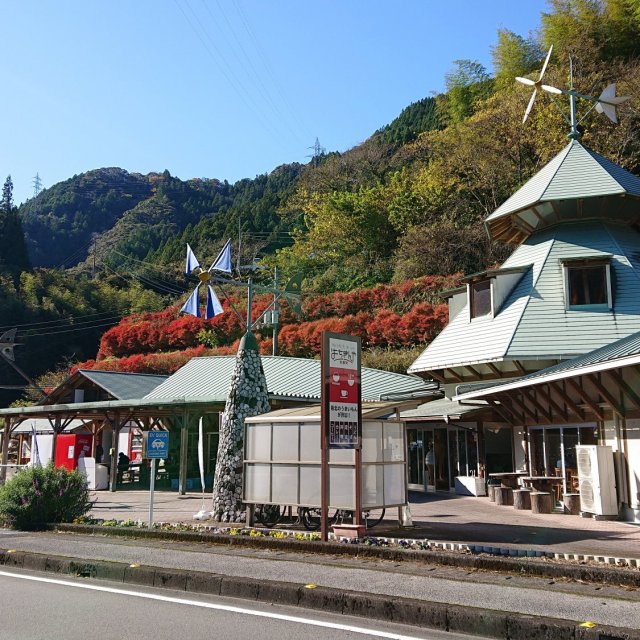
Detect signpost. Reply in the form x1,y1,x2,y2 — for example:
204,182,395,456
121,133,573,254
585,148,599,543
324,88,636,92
320,332,362,541
143,431,169,528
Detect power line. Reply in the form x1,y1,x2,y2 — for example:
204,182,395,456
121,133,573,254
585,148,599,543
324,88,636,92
0,310,124,332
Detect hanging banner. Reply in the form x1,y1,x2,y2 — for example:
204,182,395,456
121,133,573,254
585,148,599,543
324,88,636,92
322,332,361,449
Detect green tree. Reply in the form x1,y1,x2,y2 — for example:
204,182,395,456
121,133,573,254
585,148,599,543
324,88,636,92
1,175,13,213
492,29,543,89
443,60,494,123
0,175,30,276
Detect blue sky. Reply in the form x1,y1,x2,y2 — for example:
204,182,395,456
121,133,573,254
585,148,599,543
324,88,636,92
2,1,548,205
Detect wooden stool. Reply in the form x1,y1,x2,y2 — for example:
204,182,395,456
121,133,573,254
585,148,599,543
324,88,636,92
563,493,581,515
530,491,553,514
488,485,497,502
513,489,531,510
494,486,514,506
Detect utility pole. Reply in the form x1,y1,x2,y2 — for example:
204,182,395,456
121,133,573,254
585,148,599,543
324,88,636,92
272,267,279,356
307,137,325,168
32,173,43,198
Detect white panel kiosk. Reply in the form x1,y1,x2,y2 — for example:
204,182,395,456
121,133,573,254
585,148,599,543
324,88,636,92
243,403,409,522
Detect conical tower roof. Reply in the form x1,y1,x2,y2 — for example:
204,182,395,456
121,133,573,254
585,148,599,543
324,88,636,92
486,140,640,243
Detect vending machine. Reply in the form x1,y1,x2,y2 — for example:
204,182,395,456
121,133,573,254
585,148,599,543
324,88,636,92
54,434,93,471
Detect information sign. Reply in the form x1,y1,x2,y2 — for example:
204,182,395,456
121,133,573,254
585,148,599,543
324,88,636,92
323,333,361,449
143,431,169,459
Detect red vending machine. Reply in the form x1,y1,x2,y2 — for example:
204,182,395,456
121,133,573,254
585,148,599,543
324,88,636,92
54,434,93,471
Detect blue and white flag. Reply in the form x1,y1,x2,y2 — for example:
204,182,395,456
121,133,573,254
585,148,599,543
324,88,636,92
205,285,224,319
180,285,201,317
185,243,200,275
209,239,232,273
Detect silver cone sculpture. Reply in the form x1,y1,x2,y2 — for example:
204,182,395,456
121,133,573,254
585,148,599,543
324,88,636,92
211,332,270,522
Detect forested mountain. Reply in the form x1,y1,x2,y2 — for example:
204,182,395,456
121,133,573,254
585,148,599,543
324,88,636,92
19,164,302,271
3,0,640,403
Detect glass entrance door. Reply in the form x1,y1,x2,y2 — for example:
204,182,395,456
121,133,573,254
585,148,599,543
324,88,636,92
434,428,450,491
407,429,424,490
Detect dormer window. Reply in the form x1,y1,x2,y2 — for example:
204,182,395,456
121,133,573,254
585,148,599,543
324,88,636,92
470,280,492,318
562,257,612,310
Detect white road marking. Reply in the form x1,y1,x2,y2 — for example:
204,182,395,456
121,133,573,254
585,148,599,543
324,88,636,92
0,569,422,639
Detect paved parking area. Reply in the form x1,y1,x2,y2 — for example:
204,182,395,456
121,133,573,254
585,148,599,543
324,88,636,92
89,489,640,559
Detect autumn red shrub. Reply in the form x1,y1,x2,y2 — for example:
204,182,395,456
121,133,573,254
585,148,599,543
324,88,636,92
93,277,457,364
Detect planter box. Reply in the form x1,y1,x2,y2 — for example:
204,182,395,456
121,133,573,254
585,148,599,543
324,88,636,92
455,476,486,497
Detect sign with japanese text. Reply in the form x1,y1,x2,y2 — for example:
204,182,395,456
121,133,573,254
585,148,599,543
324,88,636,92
322,332,361,449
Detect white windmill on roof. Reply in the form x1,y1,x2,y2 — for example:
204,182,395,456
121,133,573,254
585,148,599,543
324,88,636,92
516,45,631,138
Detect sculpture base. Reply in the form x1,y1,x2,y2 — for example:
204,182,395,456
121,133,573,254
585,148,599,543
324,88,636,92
332,523,366,539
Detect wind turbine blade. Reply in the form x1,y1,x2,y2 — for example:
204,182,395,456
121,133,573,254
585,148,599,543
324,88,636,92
541,84,562,95
598,83,630,105
180,285,201,318
596,101,618,123
523,89,537,123
538,45,553,81
515,77,536,86
205,286,224,319
185,243,200,275
209,238,232,274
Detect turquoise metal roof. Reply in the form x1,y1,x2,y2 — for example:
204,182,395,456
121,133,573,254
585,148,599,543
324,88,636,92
454,330,640,402
409,221,640,377
77,370,168,400
146,355,436,403
485,141,640,242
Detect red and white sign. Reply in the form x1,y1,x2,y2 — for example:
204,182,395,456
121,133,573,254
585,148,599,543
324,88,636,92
325,334,361,449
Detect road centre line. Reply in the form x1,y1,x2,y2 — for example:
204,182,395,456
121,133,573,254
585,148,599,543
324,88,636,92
0,569,422,640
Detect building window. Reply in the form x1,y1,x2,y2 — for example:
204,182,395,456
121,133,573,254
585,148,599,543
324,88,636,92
470,280,492,318
564,261,612,309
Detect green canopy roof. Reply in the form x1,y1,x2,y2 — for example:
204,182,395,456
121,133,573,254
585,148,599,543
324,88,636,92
486,140,640,243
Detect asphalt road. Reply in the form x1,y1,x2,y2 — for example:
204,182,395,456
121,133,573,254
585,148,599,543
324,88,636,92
4,531,640,629
0,569,487,640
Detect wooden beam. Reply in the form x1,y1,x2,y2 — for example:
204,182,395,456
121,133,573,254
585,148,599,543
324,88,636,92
530,206,546,225
487,398,514,424
523,387,555,423
446,368,464,383
549,381,584,421
486,362,502,377
513,360,527,375
585,373,625,418
501,394,525,424
605,369,640,410
426,370,447,385
510,391,537,423
565,377,604,420
0,418,10,485
541,384,568,422
464,364,482,379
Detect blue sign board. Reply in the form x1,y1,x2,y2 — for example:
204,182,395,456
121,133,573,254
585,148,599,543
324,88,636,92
144,431,169,459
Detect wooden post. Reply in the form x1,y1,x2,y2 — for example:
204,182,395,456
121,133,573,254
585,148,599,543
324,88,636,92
0,418,10,485
109,411,120,492
179,410,189,495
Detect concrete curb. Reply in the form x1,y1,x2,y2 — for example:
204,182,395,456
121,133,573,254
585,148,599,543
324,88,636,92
55,523,640,588
0,547,637,640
